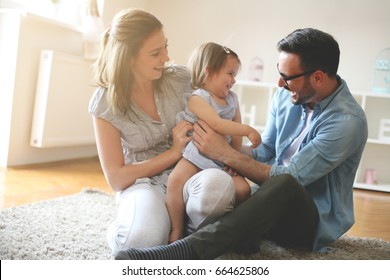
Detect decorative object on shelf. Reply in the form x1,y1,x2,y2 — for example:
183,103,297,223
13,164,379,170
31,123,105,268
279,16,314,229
372,47,390,93
81,0,104,60
364,168,377,185
378,118,390,141
248,57,264,82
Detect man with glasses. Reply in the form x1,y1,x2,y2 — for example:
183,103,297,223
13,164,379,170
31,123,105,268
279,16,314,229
115,28,368,260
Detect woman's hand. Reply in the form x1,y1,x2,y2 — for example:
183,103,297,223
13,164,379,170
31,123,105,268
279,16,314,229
171,120,193,154
192,119,232,162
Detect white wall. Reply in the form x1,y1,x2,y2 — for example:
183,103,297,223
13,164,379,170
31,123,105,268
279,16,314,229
100,0,148,25
142,0,390,92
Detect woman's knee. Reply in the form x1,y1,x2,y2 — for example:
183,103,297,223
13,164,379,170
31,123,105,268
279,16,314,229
185,169,235,204
108,184,170,252
184,169,235,231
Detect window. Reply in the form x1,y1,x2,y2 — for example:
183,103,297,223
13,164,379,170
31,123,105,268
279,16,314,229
1,0,102,27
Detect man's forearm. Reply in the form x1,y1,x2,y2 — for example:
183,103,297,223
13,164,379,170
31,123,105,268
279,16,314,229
219,146,270,185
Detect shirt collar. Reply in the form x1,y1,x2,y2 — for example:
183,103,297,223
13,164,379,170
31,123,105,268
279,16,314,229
313,75,344,112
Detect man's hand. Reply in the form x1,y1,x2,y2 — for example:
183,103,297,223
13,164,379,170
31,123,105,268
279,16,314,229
193,120,270,184
192,119,232,162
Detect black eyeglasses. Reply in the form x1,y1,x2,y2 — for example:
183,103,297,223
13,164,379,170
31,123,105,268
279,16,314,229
277,63,316,89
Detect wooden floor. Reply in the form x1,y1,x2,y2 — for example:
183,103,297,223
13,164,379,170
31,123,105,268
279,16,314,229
0,157,111,208
1,157,390,242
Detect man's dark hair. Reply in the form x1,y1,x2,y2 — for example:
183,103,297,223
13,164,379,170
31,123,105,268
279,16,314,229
277,28,340,77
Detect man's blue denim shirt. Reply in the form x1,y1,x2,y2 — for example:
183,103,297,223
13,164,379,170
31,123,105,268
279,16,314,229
252,77,368,251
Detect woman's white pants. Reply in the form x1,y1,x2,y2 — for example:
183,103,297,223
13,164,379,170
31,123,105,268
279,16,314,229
107,169,235,252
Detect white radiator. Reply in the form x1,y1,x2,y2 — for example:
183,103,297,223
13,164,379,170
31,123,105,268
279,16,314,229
30,50,96,148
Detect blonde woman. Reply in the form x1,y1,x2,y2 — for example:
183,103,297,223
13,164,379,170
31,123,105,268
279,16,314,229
89,9,235,255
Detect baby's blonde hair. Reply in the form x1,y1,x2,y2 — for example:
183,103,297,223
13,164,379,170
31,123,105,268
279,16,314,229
188,42,240,89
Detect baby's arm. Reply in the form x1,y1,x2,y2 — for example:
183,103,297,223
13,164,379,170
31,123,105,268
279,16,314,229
188,95,261,148
230,107,244,151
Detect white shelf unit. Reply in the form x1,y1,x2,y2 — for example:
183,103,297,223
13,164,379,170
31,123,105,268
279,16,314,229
232,81,390,193
352,91,390,193
232,80,278,134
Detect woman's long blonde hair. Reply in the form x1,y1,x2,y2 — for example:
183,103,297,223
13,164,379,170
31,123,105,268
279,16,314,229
92,9,163,115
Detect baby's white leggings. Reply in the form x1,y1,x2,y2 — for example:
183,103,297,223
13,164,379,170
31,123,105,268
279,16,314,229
107,169,235,253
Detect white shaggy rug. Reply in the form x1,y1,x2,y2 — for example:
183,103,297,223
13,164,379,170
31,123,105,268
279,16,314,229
1,189,389,260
